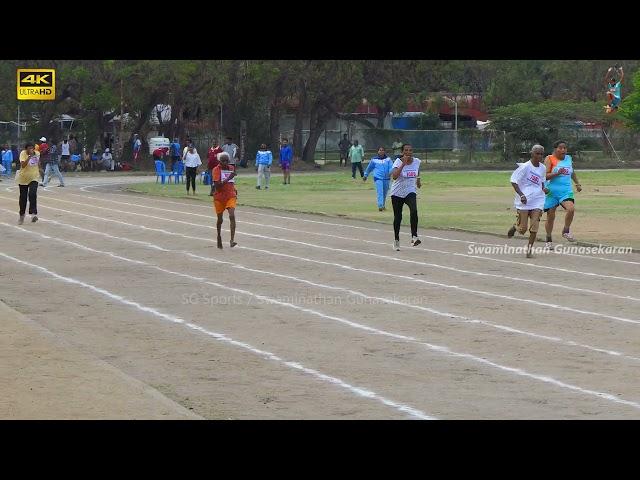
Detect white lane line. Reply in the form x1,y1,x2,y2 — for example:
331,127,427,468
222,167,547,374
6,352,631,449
63,192,640,284
0,246,433,420
80,183,640,266
3,225,640,415
10,208,639,365
9,198,639,326
62,192,640,298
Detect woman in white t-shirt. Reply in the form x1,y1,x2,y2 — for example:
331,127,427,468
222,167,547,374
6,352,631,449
183,144,202,195
390,143,422,251
507,144,549,258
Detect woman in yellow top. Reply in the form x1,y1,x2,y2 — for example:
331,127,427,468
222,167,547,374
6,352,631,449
17,143,41,224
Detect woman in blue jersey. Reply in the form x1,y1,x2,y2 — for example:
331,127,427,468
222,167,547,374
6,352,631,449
543,140,582,249
363,146,393,211
604,65,624,114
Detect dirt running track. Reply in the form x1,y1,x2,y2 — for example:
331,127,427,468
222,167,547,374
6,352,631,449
1,176,639,419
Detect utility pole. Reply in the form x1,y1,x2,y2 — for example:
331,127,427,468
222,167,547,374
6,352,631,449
120,78,124,160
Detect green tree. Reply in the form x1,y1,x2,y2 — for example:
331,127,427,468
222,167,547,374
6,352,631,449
620,69,640,131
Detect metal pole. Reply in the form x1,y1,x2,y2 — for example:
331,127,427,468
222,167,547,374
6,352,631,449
453,100,459,151
219,105,223,144
324,128,327,162
120,78,124,160
503,130,506,159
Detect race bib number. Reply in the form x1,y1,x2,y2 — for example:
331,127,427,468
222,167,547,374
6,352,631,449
28,156,38,166
528,173,540,185
221,170,235,183
554,166,571,175
404,170,417,178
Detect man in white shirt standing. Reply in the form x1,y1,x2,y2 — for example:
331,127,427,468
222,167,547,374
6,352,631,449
507,144,549,258
222,136,239,166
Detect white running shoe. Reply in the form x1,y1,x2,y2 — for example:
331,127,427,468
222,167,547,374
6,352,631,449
545,241,554,250
393,240,400,251
411,236,422,247
562,231,576,242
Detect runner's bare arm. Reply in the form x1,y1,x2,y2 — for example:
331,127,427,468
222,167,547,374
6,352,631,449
571,171,582,192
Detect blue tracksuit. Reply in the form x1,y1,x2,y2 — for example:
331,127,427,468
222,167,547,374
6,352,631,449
256,150,273,166
2,149,13,176
364,155,393,208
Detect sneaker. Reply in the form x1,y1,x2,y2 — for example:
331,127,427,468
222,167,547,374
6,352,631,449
57,184,65,187
411,236,422,247
256,186,261,190
265,186,269,190
507,226,516,238
18,215,24,225
526,250,534,259
562,231,576,242
545,241,554,250
393,240,400,251
31,215,38,223
378,207,383,212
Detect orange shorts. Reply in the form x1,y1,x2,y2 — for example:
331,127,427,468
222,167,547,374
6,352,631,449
214,197,237,215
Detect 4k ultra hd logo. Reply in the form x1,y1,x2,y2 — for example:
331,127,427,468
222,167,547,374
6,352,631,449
17,69,55,100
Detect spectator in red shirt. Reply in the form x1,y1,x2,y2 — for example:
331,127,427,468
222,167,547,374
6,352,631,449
207,139,224,196
37,137,50,181
153,147,169,161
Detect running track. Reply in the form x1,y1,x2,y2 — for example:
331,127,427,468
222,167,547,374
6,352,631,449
1,176,639,419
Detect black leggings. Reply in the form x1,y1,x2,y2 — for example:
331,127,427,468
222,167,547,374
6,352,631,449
19,181,38,216
186,167,197,192
391,193,418,240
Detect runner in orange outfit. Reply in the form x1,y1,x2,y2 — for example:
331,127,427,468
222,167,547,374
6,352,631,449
212,152,238,249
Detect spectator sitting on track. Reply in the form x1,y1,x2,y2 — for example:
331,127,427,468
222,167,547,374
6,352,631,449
102,148,114,171
80,148,91,172
91,149,101,171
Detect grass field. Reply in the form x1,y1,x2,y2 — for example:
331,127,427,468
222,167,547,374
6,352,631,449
126,170,640,248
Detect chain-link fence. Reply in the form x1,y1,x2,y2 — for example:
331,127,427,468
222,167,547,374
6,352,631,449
281,127,500,164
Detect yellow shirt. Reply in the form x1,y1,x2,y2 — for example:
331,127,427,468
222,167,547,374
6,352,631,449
17,150,41,185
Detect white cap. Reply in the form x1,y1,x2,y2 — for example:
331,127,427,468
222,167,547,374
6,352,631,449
105,148,110,152
39,137,46,142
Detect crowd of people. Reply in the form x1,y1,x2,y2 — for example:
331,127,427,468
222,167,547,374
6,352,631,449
7,129,583,257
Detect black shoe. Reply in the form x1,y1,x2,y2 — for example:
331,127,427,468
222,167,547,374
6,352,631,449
507,226,516,238
256,186,261,190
